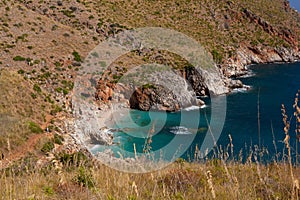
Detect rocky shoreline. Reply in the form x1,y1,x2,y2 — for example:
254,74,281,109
70,53,300,165
98,49,299,131
222,46,300,78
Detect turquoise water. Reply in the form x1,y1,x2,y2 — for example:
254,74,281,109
92,62,300,162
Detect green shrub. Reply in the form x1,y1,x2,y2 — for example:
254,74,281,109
54,133,64,145
43,186,54,195
13,56,26,61
211,49,223,64
112,74,121,81
16,34,28,42
72,51,82,62
17,69,25,74
50,105,62,115
55,87,63,93
142,83,156,89
54,61,61,67
28,121,43,133
41,141,54,153
75,167,94,188
58,151,88,167
62,88,69,95
61,9,75,18
30,93,37,99
33,84,42,93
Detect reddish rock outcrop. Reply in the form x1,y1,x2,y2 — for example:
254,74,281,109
242,8,298,49
129,85,181,112
95,80,114,103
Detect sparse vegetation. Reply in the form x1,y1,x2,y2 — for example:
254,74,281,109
0,147,300,199
142,83,156,90
211,49,223,64
50,105,62,115
0,70,52,154
75,167,95,188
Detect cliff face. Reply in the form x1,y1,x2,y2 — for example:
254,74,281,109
129,86,181,112
222,5,300,77
127,67,219,112
242,8,298,49
224,45,300,77
92,0,300,111
96,65,223,112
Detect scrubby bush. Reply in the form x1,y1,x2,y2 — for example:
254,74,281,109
33,84,42,93
72,51,82,62
41,141,54,153
58,151,88,167
50,105,62,115
75,167,94,188
211,49,223,64
53,133,64,145
13,56,26,61
28,121,43,133
17,69,25,74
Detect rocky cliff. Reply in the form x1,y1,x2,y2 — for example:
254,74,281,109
94,47,228,112
95,65,210,112
222,5,300,77
127,68,210,112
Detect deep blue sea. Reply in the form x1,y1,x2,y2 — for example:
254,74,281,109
91,62,300,163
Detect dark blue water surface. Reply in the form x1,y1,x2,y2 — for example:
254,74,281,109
92,62,300,162
219,62,300,162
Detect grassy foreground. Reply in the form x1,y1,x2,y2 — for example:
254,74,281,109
1,151,300,200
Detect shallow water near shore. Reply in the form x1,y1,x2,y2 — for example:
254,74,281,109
91,62,300,163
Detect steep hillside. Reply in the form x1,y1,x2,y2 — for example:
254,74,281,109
1,0,300,75
0,69,51,158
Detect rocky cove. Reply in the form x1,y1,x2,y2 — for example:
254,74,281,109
72,22,300,158
94,46,300,113
80,60,300,165
73,49,300,154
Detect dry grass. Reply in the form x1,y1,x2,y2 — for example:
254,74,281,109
0,69,54,156
0,152,300,200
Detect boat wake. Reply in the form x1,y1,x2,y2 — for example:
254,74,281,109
183,105,206,111
169,126,193,135
232,85,251,93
